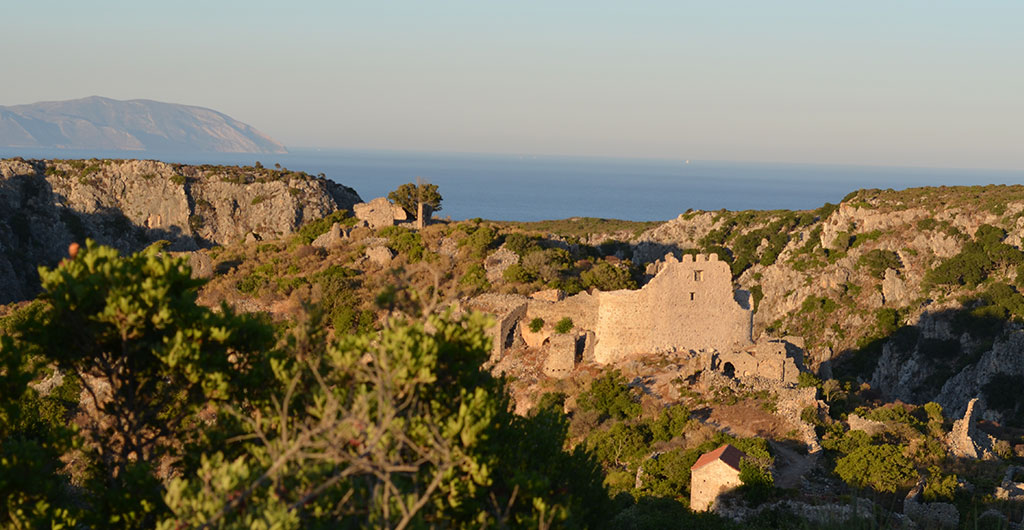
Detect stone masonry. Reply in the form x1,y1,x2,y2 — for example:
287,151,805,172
353,197,407,229
465,294,527,363
593,253,753,364
690,444,746,512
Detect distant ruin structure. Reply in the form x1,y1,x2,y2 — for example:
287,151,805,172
466,252,804,383
593,254,752,364
690,444,746,512
353,197,407,229
465,294,527,363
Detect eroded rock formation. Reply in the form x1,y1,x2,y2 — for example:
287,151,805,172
0,158,361,303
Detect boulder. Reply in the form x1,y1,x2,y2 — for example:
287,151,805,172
311,223,345,249
365,246,395,266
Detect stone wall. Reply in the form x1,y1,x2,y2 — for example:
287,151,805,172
526,291,598,331
593,254,752,364
466,293,528,363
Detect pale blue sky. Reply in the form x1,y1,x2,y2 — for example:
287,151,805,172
3,1,1023,169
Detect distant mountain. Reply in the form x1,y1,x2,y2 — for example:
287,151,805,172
0,96,287,154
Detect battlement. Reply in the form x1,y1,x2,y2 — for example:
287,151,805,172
680,253,719,263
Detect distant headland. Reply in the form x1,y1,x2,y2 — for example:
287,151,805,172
0,96,287,154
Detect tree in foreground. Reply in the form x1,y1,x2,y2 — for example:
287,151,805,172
0,241,607,528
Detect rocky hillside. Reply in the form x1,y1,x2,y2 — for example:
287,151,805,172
0,158,360,303
629,186,1024,423
0,96,287,153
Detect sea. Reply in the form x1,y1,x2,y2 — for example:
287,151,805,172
3,147,1024,222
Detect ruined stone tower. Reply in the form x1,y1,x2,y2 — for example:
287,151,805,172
592,253,752,364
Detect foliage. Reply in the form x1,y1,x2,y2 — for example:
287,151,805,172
834,443,917,493
161,311,608,528
521,248,573,284
379,225,426,262
313,265,374,334
388,181,442,218
554,316,574,334
649,404,689,442
503,263,536,283
926,224,1024,289
6,240,275,527
857,249,902,279
293,210,352,245
587,421,653,468
529,317,545,333
577,369,640,422
458,263,490,293
1,242,611,528
457,224,498,259
797,371,822,389
581,261,637,291
503,233,542,257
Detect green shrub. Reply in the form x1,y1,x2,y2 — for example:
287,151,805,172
581,262,637,291
503,233,542,257
458,264,490,293
857,249,902,279
835,443,916,492
503,263,536,283
578,369,640,421
650,404,689,442
554,317,574,334
459,225,497,259
294,210,351,245
380,226,426,262
529,317,545,333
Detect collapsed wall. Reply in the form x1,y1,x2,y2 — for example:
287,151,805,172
593,253,752,364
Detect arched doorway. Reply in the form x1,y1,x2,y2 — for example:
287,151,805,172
722,362,735,378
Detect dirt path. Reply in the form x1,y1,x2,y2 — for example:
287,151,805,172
770,440,817,490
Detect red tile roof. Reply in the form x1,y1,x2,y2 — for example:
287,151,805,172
690,444,746,472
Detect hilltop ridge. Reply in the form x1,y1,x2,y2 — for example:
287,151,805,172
0,96,287,153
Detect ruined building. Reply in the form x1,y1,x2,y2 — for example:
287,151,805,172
593,253,752,364
467,252,803,384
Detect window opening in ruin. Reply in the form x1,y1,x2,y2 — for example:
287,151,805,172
723,362,735,378
694,270,703,281
689,292,695,301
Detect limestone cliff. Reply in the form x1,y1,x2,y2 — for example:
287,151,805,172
0,158,360,303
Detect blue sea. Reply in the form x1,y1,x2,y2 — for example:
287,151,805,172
3,147,1024,222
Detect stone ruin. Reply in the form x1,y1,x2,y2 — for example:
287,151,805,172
903,479,960,529
947,398,998,459
464,293,527,363
465,252,805,384
593,253,752,364
542,331,596,379
353,197,407,229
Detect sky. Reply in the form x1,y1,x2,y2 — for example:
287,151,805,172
3,1,1023,169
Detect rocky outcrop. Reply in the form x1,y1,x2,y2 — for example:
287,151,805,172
935,332,1024,420
0,158,361,303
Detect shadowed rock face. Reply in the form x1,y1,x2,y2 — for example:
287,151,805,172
0,158,361,303
0,96,287,154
